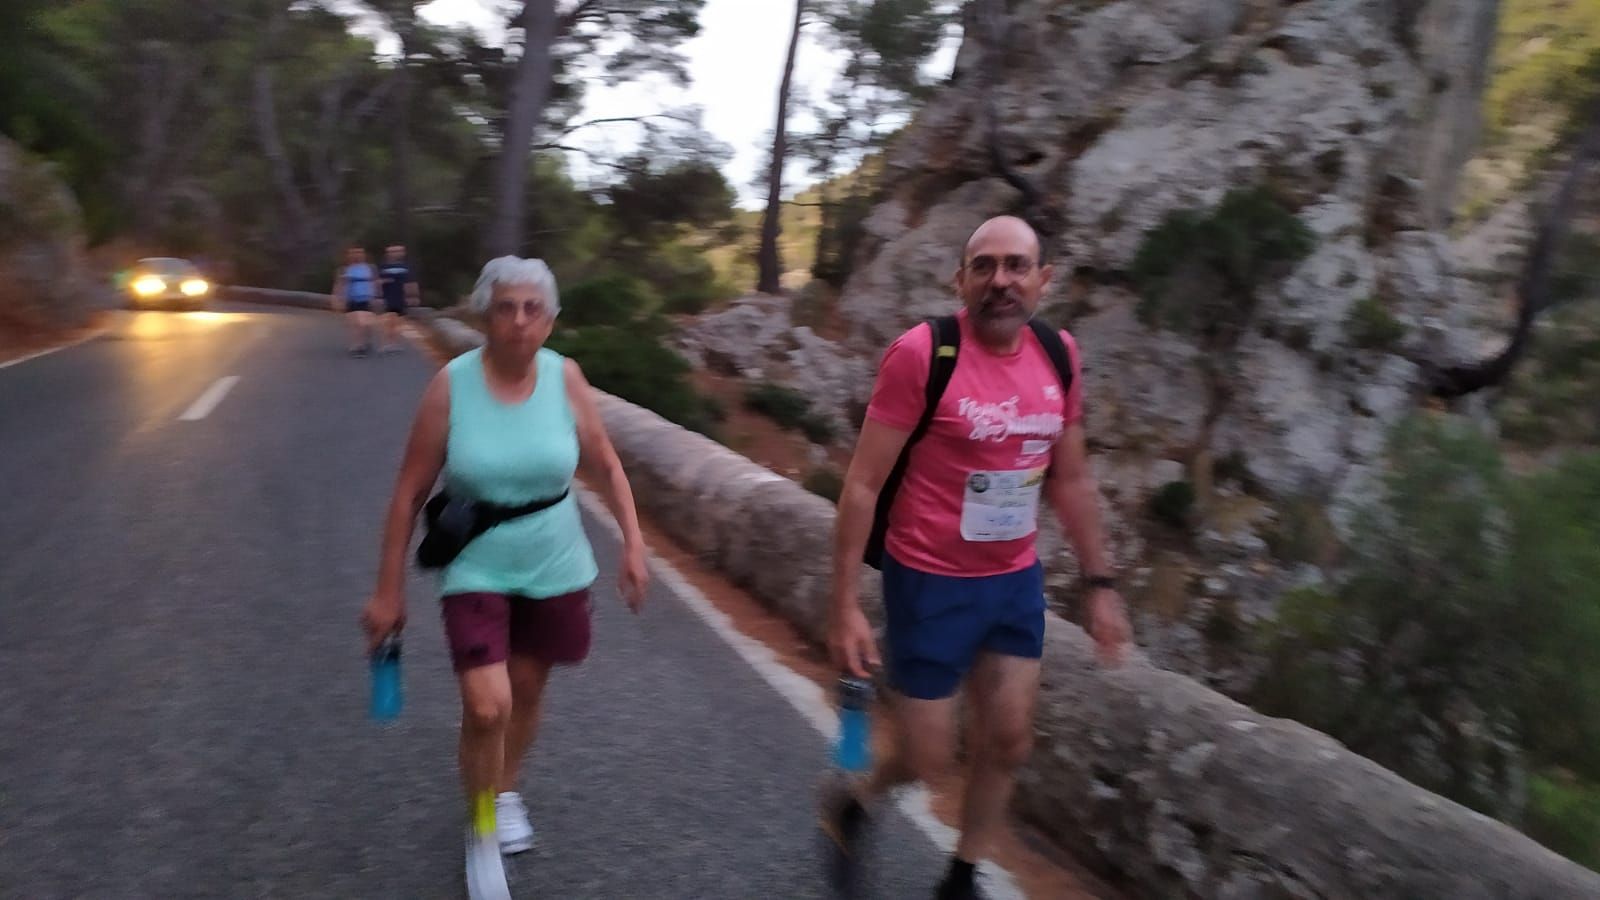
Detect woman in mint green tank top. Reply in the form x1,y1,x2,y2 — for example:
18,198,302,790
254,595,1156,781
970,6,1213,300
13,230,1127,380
362,257,649,893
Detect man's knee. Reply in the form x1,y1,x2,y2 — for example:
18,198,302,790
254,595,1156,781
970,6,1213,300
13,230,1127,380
977,723,1033,770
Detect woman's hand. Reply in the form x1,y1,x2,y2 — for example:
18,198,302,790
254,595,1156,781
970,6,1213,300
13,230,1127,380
619,542,649,614
360,590,407,652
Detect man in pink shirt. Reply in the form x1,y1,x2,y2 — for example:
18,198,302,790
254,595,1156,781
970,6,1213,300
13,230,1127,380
823,216,1131,899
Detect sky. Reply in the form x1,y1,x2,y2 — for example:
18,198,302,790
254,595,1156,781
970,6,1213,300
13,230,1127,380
390,0,957,209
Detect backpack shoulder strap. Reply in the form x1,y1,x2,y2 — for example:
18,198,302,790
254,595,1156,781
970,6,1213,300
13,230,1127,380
1026,317,1074,395
863,315,960,569
915,315,960,438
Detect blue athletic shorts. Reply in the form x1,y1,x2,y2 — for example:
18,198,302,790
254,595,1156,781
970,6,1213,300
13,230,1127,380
881,552,1046,700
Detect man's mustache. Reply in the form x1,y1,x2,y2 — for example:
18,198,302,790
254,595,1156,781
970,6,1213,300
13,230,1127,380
981,288,1023,309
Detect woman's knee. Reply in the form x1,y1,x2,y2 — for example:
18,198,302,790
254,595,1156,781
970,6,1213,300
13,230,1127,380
463,690,512,733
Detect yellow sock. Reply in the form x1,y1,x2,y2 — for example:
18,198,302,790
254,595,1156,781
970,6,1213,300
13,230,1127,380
473,791,496,838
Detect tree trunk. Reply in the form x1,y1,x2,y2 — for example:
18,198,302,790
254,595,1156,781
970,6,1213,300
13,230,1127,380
485,0,559,258
392,7,415,255
1427,98,1600,398
757,0,805,295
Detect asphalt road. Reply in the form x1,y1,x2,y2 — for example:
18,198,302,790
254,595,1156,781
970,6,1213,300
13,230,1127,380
0,305,957,899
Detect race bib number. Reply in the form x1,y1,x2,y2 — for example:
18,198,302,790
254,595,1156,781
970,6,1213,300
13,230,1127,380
960,468,1045,542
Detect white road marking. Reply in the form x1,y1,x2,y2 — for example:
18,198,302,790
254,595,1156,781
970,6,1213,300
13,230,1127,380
0,326,107,370
574,487,1025,900
178,375,241,421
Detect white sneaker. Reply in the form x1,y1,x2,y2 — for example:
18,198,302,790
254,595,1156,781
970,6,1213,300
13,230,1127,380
464,828,512,900
495,792,536,855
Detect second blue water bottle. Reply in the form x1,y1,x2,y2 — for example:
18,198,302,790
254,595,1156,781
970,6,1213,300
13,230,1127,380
833,676,873,773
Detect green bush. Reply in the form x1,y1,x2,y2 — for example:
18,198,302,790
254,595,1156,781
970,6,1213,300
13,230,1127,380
1131,186,1315,347
1345,296,1406,350
800,413,836,444
1529,771,1600,872
803,467,845,503
559,273,658,328
1260,496,1340,566
745,382,812,427
547,326,720,436
1147,480,1196,531
1253,416,1600,835
1500,302,1600,448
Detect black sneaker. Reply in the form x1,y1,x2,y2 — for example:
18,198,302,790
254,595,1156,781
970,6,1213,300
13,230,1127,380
934,861,984,900
819,785,868,895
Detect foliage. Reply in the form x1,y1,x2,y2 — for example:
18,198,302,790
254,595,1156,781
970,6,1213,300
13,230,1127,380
790,2,952,283
820,1,952,103
1253,416,1600,836
560,272,659,328
548,325,720,436
1482,0,1600,147
1345,296,1407,351
1260,495,1340,567
744,381,835,444
745,382,813,426
1132,186,1315,348
803,466,845,503
0,1,731,304
1146,480,1196,531
1498,297,1600,447
1529,770,1600,871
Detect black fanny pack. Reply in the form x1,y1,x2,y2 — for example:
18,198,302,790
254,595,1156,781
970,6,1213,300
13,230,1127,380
415,488,570,570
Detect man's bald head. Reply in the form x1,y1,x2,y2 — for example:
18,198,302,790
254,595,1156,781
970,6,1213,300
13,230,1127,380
954,215,1054,349
963,215,1042,265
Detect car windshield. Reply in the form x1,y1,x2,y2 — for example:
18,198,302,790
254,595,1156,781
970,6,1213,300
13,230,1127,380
135,258,198,278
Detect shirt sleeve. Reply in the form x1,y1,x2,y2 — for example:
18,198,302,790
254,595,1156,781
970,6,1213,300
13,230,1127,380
865,324,934,432
1060,329,1085,426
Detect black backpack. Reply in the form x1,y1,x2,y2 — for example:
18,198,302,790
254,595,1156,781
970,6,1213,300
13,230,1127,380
862,315,1075,570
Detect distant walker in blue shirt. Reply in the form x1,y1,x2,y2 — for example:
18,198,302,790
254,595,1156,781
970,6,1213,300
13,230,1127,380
334,245,378,357
377,244,420,354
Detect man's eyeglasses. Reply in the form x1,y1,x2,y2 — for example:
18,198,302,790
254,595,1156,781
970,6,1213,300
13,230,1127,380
963,255,1037,279
488,299,551,320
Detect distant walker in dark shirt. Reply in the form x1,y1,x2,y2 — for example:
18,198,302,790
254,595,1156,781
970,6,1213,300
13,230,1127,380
378,244,421,354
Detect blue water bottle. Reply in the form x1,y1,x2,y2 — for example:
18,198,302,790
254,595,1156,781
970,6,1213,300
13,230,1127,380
370,634,403,721
833,676,873,773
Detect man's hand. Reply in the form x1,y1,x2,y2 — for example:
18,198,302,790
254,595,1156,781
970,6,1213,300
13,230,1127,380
619,543,649,614
828,602,881,678
1085,588,1131,667
360,591,406,653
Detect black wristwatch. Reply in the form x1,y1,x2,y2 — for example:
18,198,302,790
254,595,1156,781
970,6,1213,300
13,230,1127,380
1084,573,1117,591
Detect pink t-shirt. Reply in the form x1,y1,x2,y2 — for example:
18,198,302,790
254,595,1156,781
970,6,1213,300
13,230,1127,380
865,310,1084,578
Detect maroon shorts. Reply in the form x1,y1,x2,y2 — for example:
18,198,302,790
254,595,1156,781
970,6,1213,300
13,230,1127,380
439,590,592,673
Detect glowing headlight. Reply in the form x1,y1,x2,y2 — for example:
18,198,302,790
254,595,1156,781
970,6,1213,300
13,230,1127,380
180,279,209,297
132,276,166,297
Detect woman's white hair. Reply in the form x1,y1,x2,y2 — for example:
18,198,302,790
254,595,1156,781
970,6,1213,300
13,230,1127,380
469,256,560,316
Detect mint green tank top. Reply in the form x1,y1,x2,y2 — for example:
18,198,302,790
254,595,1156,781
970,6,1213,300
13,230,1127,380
439,347,598,599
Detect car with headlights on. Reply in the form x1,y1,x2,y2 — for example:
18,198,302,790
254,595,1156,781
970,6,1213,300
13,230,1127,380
123,257,212,310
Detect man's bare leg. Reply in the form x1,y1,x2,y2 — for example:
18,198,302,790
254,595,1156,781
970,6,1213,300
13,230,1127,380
951,653,1041,881
824,689,959,891
861,691,958,800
